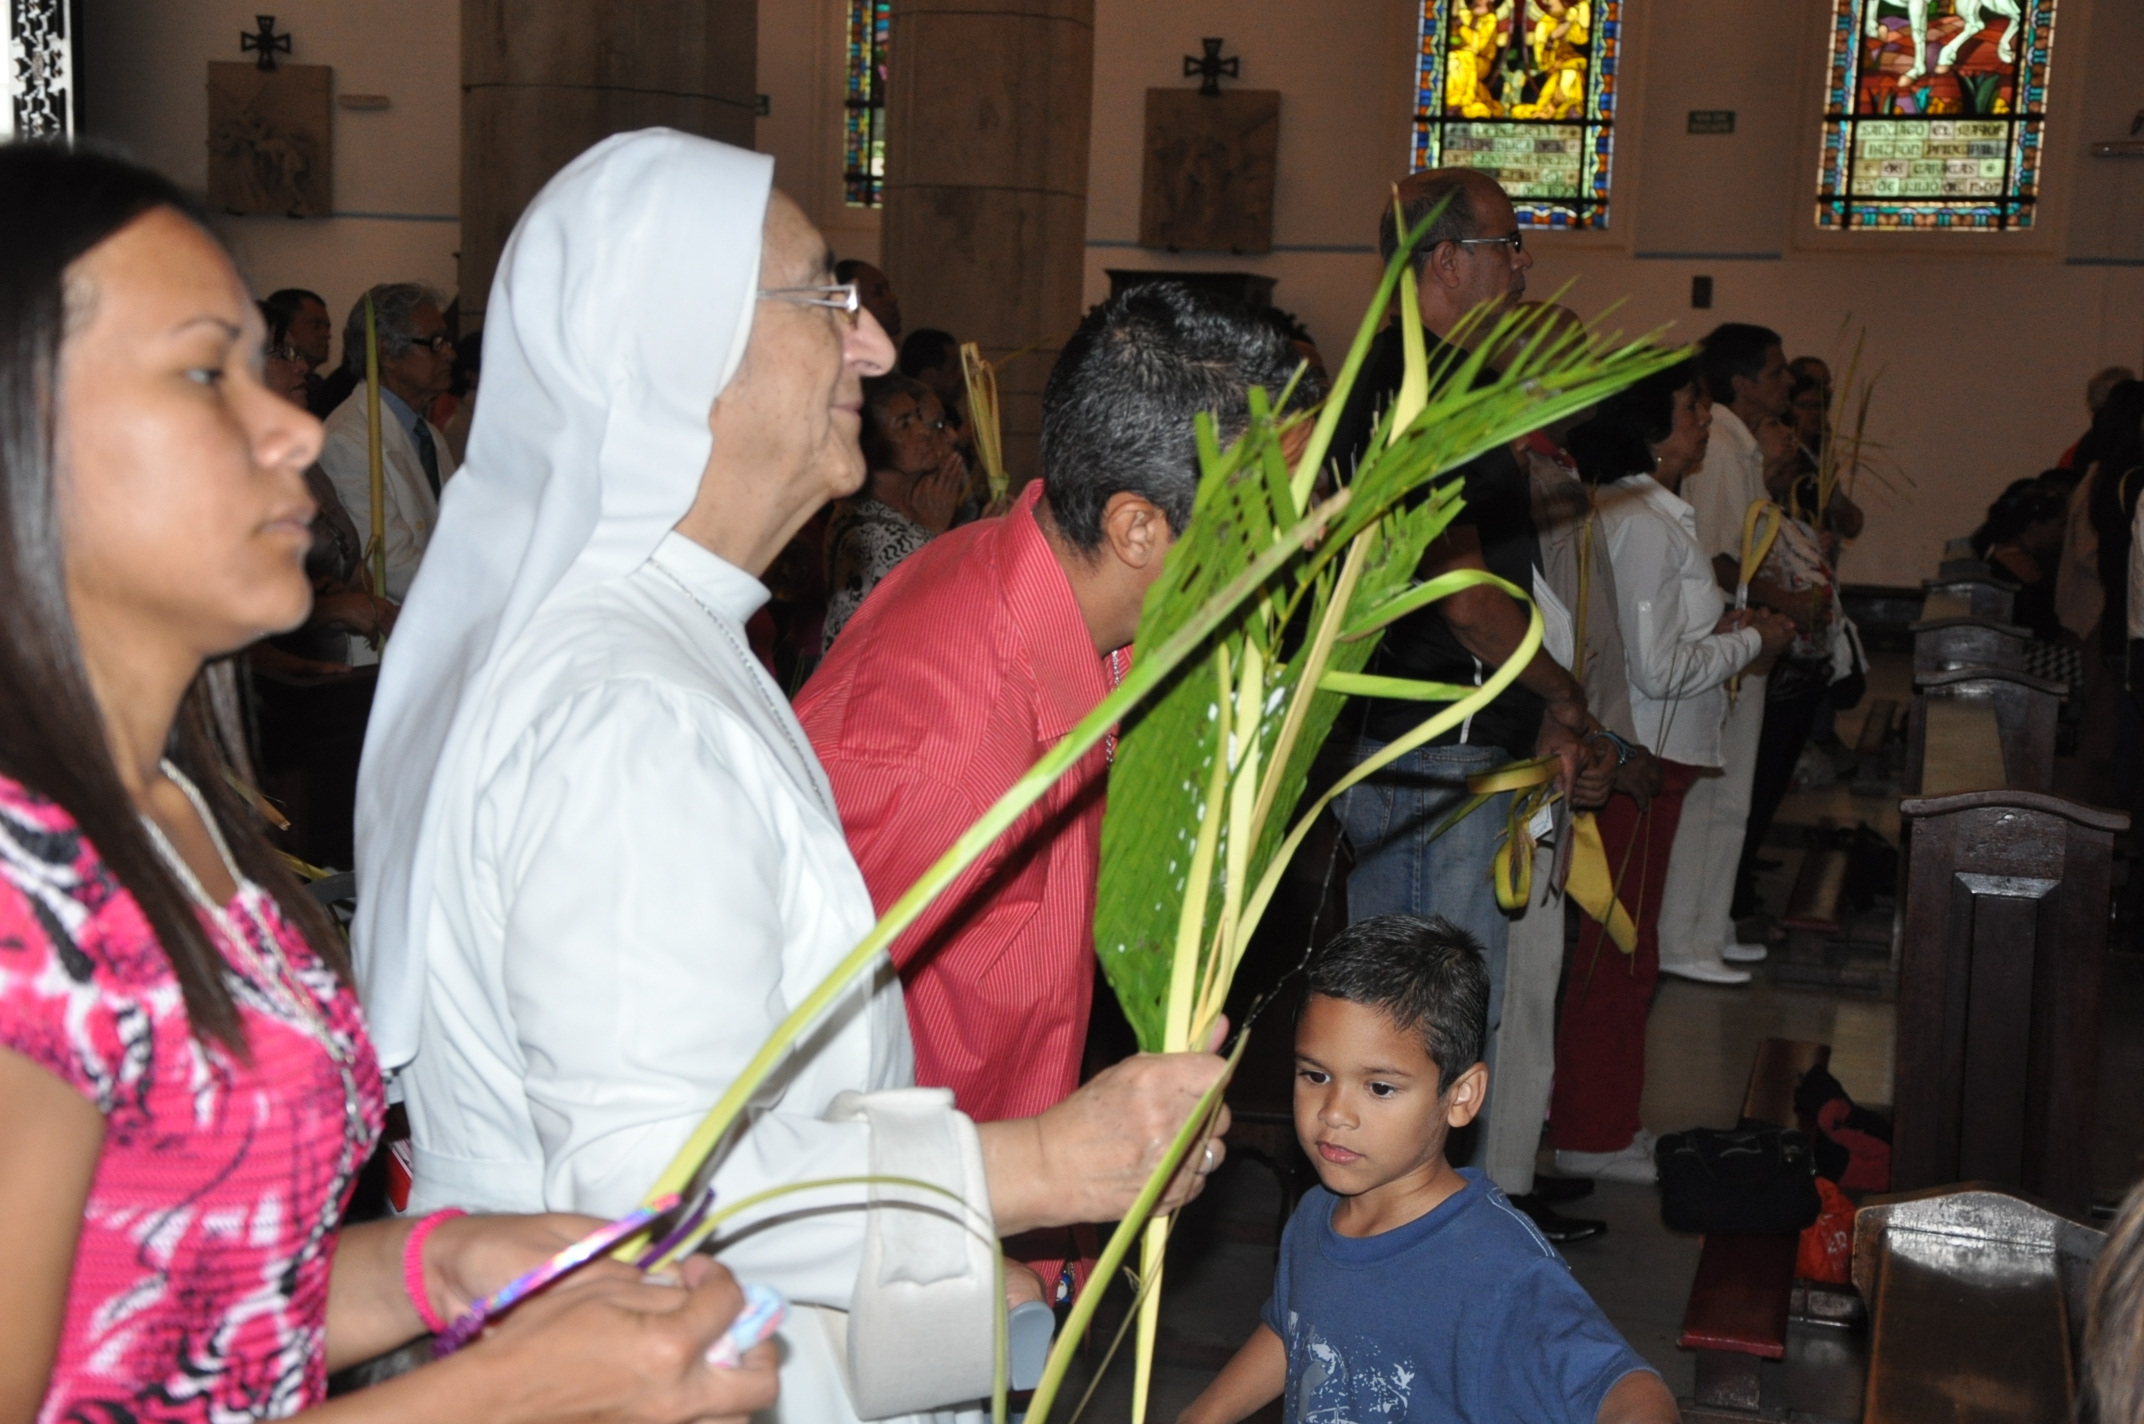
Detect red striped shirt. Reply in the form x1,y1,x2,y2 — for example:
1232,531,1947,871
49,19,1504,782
797,482,1110,1127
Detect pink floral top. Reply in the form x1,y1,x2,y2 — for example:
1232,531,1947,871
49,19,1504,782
0,773,384,1422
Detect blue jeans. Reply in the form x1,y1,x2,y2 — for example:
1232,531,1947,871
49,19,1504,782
1334,738,1514,1160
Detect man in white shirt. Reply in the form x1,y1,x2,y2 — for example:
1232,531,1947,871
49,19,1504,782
1660,323,1793,983
319,283,458,602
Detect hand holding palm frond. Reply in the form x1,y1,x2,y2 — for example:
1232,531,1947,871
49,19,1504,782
1035,234,1679,1422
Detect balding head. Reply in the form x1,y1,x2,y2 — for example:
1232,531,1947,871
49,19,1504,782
1380,168,1507,268
1380,168,1532,342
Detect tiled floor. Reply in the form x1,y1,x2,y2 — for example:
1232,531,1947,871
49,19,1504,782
1050,648,2144,1420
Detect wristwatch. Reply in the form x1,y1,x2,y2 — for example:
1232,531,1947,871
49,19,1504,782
1585,726,1637,766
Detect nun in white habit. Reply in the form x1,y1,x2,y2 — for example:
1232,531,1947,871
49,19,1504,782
351,131,1225,1423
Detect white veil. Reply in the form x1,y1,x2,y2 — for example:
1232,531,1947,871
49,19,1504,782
353,129,773,1070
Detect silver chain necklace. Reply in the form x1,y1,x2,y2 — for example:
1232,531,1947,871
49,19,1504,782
139,763,367,1160
651,558,822,786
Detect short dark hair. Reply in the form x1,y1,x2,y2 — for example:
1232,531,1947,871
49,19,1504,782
899,327,960,377
1302,914,1488,1090
860,373,935,471
1041,281,1300,551
261,286,323,346
1698,322,1782,405
1566,356,1701,486
1378,170,1483,274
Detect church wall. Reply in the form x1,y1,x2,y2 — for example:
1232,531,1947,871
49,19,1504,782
79,0,462,347
1084,0,2144,584
758,0,882,268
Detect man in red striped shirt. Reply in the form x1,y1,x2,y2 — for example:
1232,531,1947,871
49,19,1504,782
797,283,1306,1295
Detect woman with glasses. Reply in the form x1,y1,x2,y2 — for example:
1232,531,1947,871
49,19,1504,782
0,141,775,1424
822,374,968,649
353,130,1230,1424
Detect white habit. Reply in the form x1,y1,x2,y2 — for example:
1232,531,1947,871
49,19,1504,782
354,130,998,1423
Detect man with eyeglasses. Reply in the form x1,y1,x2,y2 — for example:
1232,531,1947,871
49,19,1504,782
1324,168,1617,1220
319,282,460,604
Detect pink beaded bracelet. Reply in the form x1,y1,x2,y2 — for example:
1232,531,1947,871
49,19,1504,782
403,1208,467,1336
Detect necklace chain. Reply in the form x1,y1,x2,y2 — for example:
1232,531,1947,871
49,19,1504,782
141,764,346,1055
651,559,823,789
1104,648,1126,764
139,764,367,1169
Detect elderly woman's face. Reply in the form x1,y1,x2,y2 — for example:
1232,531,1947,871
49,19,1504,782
716,194,895,510
57,208,323,661
871,389,954,475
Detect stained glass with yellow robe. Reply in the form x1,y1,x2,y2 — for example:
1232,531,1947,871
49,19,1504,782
1513,0,1588,120
1445,0,1511,118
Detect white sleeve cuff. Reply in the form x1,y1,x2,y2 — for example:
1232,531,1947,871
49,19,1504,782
825,1087,1000,1418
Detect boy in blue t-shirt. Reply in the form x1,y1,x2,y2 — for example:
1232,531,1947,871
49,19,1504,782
1180,914,1677,1424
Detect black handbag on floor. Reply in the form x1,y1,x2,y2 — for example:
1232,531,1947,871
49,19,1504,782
1655,1127,1821,1235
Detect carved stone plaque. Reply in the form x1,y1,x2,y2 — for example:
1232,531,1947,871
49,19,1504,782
207,61,333,217
1139,89,1279,255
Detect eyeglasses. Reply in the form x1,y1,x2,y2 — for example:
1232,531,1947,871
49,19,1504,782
405,333,455,355
1452,231,1525,255
264,343,303,364
758,282,862,328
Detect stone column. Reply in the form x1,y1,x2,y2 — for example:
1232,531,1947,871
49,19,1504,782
881,0,1093,486
461,0,757,321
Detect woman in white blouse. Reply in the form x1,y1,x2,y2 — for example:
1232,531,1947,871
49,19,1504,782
1546,361,1793,1186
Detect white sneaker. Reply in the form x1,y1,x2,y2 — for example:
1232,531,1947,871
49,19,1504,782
1555,1130,1658,1185
1659,957,1752,985
1721,941,1769,964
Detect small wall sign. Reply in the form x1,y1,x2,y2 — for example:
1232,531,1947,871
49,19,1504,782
1688,110,1736,135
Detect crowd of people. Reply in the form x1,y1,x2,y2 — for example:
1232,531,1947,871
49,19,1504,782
3,125,2142,1424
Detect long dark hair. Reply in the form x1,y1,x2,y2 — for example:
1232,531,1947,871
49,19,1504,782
0,142,346,1052
1565,356,1701,486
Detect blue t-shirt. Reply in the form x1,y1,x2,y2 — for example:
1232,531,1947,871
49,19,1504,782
1261,1171,1656,1423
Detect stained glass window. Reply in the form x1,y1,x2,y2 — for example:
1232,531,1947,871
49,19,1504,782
4,0,76,141
1817,0,2056,230
844,0,890,207
1410,0,1619,229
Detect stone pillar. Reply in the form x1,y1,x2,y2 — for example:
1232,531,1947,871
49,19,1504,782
881,0,1093,486
460,0,757,321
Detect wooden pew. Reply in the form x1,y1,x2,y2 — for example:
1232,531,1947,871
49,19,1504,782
1893,788,2122,1216
1902,668,2064,795
1910,609,2030,675
1677,1038,1830,1421
1853,1185,2105,1424
1912,574,2031,675
1774,823,1897,994
1920,575,2017,624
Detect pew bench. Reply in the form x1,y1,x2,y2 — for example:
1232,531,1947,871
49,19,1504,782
1677,1037,1831,1421
1772,825,1896,996
1902,667,2063,796
1891,649,2121,1215
1853,1185,2105,1424
1920,574,2016,624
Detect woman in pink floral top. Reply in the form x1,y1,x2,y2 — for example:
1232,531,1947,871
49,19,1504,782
0,144,773,1424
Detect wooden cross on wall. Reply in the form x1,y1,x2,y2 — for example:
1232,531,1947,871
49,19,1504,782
241,15,291,72
1183,38,1239,98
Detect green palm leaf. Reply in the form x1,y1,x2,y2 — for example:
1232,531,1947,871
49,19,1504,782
1054,236,1680,1424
